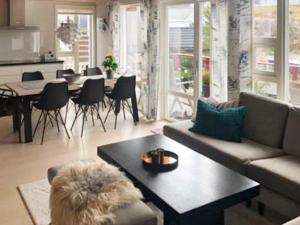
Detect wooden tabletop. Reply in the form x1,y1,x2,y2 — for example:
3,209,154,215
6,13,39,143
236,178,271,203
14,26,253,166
5,75,117,97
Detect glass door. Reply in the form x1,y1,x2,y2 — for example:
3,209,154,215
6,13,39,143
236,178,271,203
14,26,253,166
162,0,212,120
165,2,195,120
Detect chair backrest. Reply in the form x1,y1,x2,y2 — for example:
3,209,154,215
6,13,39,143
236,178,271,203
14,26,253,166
56,69,75,79
38,82,69,110
78,78,105,105
111,76,136,100
86,67,102,76
22,71,44,81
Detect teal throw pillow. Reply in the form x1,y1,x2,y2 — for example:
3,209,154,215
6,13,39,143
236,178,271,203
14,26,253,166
189,100,247,142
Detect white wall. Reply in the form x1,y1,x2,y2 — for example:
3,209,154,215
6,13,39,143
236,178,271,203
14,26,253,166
25,0,96,55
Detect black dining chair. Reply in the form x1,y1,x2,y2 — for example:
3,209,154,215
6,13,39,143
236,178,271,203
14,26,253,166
22,71,44,81
32,82,70,144
86,67,102,76
70,78,106,137
104,76,136,129
56,69,75,79
0,86,22,142
56,69,77,123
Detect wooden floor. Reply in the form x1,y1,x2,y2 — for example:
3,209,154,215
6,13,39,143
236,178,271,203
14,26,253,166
0,107,167,225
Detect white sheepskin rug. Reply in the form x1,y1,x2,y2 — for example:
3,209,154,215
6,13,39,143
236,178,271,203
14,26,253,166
50,161,143,225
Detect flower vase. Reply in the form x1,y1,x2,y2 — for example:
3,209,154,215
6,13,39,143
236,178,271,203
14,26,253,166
106,70,113,79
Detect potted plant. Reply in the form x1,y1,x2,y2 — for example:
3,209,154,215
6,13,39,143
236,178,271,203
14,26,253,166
180,59,193,89
102,53,118,79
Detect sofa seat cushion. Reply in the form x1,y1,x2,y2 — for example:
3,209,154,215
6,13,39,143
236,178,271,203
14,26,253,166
283,107,300,157
163,121,284,174
248,155,300,203
239,92,289,148
284,217,300,225
114,201,157,225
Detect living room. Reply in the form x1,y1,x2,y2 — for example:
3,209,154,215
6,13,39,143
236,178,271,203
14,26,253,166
1,0,300,225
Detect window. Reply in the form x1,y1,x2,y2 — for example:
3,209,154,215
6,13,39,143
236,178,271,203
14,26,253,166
252,0,300,106
252,0,278,99
120,5,141,75
56,6,95,73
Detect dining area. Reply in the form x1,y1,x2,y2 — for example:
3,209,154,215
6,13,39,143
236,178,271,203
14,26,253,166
2,68,139,144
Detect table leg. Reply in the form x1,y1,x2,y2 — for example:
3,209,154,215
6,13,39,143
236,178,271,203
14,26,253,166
131,92,139,123
23,97,33,143
12,96,22,143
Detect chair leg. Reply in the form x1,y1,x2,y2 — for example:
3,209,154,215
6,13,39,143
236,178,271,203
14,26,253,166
122,101,126,120
81,106,88,137
114,113,118,130
57,110,70,139
70,105,81,131
54,111,60,133
258,202,265,216
64,101,69,124
33,111,43,138
95,105,106,132
104,101,114,123
91,106,95,126
41,111,48,145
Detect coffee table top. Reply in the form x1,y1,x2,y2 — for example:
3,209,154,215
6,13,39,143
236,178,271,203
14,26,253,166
97,135,259,217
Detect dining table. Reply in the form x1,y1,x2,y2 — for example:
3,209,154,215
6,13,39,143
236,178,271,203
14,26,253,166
5,75,139,143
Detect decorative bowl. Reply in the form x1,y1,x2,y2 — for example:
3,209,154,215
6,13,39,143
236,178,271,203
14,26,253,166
63,73,81,83
142,149,178,172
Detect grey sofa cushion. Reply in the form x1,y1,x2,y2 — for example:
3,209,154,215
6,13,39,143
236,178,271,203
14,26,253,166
284,217,300,225
248,155,300,204
283,107,300,157
163,121,284,174
114,201,157,225
239,92,289,148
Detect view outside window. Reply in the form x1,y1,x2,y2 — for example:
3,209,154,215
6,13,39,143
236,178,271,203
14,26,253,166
56,14,93,72
167,3,194,120
200,2,211,98
253,0,277,38
289,1,300,105
253,0,278,98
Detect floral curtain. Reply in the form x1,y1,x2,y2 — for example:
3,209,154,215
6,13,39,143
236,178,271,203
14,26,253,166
228,0,252,100
211,0,228,102
107,0,120,64
141,0,160,120
107,0,159,120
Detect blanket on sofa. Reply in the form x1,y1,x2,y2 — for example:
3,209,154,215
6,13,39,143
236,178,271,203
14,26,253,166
50,161,143,225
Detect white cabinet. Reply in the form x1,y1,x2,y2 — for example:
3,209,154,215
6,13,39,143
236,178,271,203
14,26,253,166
0,63,63,85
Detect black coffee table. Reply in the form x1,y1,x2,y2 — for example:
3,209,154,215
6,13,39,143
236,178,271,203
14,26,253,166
97,135,259,225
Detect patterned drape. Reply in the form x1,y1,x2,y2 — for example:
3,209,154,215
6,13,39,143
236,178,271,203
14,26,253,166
228,0,252,100
107,0,159,120
107,0,120,64
211,0,228,102
143,0,160,120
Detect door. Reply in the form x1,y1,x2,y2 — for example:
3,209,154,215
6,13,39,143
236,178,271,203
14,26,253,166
161,0,212,120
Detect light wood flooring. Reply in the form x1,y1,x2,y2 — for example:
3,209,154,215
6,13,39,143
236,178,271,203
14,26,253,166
0,107,167,225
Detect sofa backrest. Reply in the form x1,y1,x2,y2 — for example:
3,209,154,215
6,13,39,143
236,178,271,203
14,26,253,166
239,92,289,148
283,107,300,156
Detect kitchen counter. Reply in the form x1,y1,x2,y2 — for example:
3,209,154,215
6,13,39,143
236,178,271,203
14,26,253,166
0,59,64,67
